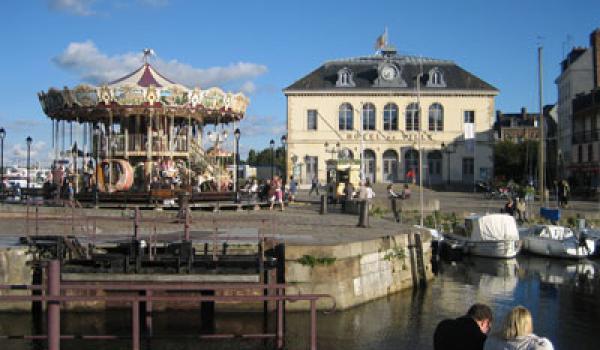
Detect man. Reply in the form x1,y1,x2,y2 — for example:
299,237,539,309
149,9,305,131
309,175,319,196
433,303,493,350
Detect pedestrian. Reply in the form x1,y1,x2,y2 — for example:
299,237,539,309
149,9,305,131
503,198,515,216
406,168,416,185
515,198,527,223
434,303,493,350
288,176,298,203
560,180,570,208
342,181,354,212
270,177,284,211
309,175,319,196
388,184,401,223
401,183,411,199
483,306,553,350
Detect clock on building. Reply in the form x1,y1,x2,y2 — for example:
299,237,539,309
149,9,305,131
381,65,397,81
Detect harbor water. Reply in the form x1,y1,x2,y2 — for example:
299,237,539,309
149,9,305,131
1,255,598,349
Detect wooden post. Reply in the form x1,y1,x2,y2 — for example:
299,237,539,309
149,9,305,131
47,260,61,350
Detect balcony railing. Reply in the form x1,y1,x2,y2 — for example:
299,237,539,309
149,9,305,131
572,129,600,144
95,134,189,156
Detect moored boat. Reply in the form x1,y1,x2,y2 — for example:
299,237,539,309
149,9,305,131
445,214,521,258
521,225,596,259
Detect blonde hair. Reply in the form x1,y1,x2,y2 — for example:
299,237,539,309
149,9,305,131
501,306,533,340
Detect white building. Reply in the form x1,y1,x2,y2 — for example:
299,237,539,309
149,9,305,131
555,28,600,177
283,47,498,187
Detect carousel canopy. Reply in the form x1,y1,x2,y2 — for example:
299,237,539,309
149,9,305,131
38,59,249,125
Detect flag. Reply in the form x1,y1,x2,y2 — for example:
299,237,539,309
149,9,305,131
464,122,475,153
374,28,388,50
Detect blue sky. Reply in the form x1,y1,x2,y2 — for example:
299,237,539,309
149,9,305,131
0,0,598,164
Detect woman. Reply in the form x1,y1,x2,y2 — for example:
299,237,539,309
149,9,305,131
484,306,553,350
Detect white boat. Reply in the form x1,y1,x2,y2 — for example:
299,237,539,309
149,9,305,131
521,225,596,259
445,214,521,258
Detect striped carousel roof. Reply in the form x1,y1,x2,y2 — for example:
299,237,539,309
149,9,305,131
107,63,188,90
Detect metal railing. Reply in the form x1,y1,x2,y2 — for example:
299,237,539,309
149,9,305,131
0,260,335,350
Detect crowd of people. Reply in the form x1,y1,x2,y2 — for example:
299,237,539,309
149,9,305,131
434,303,554,350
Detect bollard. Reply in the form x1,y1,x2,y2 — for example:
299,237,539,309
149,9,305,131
319,194,327,215
357,200,369,228
47,260,61,350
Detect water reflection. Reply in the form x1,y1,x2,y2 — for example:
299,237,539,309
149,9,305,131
0,256,599,350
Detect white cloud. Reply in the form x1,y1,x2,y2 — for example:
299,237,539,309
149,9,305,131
10,141,48,160
48,0,96,16
53,41,268,88
239,115,286,138
240,81,257,95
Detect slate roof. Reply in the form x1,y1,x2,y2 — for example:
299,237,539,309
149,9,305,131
284,53,498,92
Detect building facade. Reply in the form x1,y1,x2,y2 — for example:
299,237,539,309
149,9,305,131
571,89,600,192
284,47,498,187
555,28,600,177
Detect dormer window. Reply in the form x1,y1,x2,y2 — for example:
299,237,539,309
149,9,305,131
336,67,356,87
427,67,446,87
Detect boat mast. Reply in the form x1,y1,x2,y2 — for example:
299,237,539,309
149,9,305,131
538,45,546,206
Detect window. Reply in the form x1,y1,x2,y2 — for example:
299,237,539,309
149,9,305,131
383,103,398,131
362,103,376,130
405,103,420,131
427,67,446,87
462,157,474,175
464,110,475,123
336,67,356,87
588,144,593,162
307,109,317,130
428,103,444,131
578,145,583,163
339,103,354,130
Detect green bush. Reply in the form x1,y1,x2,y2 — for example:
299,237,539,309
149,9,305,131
297,255,336,268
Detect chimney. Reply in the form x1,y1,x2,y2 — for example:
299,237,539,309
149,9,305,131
591,28,600,88
521,107,527,118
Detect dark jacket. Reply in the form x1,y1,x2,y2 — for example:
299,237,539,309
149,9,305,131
434,316,487,350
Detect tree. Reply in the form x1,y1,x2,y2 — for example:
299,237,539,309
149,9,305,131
246,146,285,173
494,140,538,184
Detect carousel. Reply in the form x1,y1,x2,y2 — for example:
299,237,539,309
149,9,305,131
38,50,249,203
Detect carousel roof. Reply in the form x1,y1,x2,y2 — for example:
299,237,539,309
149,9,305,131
38,57,249,125
107,63,188,91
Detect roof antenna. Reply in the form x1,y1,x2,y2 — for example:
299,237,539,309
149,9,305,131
143,48,155,64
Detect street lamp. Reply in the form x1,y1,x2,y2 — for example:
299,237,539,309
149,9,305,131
93,125,101,206
281,134,287,191
324,141,341,160
0,127,5,192
234,128,241,195
269,139,275,179
72,142,79,194
26,136,32,190
414,63,424,227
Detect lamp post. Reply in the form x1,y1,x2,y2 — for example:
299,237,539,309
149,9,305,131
26,136,32,190
72,142,79,194
0,127,5,192
324,141,341,160
234,128,241,196
415,64,424,227
269,139,275,179
281,134,287,192
93,126,100,206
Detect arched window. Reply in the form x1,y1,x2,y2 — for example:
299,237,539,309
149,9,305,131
383,149,399,182
336,67,356,87
428,103,444,131
405,103,420,131
338,148,354,160
339,103,354,130
427,68,446,87
383,103,398,131
362,103,376,130
363,149,376,184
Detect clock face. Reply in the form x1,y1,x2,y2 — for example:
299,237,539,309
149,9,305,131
381,65,396,81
